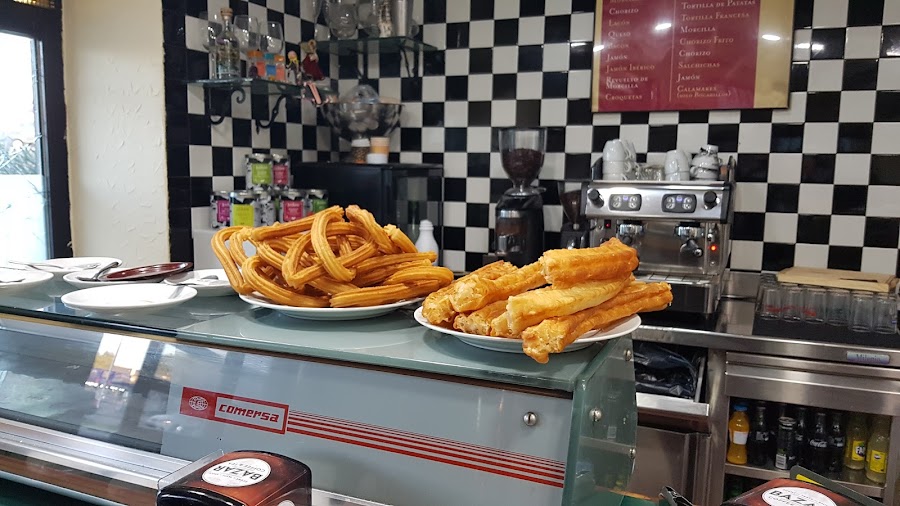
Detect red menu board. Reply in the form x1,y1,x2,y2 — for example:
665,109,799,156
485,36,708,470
591,0,794,112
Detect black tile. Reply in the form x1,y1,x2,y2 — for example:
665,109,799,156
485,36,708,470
401,77,422,102
229,0,248,16
544,231,561,248
771,124,804,153
446,76,468,101
794,0,813,29
270,123,286,149
468,101,492,126
518,45,543,72
493,74,517,100
800,154,835,184
299,19,316,41
167,111,189,146
520,0,545,17
285,98,302,123
168,177,191,208
169,227,194,264
827,246,863,270
832,185,868,215
848,0,883,26
648,125,678,152
177,0,199,17
766,184,800,213
162,8,186,47
422,153,444,165
875,91,900,121
164,44,187,79
401,128,422,151
797,215,831,244
165,80,187,112
732,212,766,241
266,10,284,26
546,127,566,152
208,88,233,118
465,253,486,272
443,227,465,250
541,181,560,206
471,0,494,20
790,62,809,92
467,153,490,177
569,42,593,70
567,99,592,125
545,16,571,44
422,102,444,127
870,155,900,185
494,19,519,46
284,0,300,16
466,203,490,227
592,126,622,152
188,114,211,145
804,92,841,122
446,22,470,49
167,145,189,178
516,100,541,127
708,124,740,152
740,109,773,123
865,217,900,247
881,25,900,57
564,153,592,179
424,50,445,76
232,119,252,147
621,112,650,124
444,178,466,201
380,54,401,78
190,177,213,208
424,0,446,23
445,128,467,152
810,28,846,59
542,72,568,98
838,123,873,153
843,59,878,90
212,147,232,176
469,48,493,74
762,243,796,271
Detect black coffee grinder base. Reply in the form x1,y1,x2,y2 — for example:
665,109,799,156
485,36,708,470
495,191,544,267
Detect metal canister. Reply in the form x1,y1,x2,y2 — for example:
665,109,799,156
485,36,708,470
775,417,797,470
245,153,273,190
279,189,307,223
271,154,291,188
230,190,258,227
254,189,276,226
305,188,329,214
210,190,231,228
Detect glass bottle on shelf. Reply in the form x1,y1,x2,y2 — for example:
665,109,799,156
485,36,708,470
827,411,845,472
794,406,809,467
866,415,890,484
807,411,829,473
215,8,240,79
727,403,750,465
747,401,770,466
844,412,868,470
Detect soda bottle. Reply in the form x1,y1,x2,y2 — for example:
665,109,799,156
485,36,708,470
794,406,808,466
727,403,750,465
844,412,868,470
807,411,829,473
866,416,890,484
747,402,770,466
771,403,788,458
827,412,845,472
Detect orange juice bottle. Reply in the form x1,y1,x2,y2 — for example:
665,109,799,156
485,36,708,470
727,403,750,465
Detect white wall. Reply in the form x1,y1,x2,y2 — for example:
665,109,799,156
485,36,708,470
63,0,169,264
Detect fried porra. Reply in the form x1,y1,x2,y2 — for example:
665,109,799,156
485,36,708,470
421,261,517,326
453,299,508,336
449,261,546,313
540,238,638,287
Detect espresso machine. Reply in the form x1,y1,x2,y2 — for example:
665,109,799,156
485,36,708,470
582,179,733,315
495,128,546,267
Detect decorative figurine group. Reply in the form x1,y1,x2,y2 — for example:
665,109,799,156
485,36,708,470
286,39,325,85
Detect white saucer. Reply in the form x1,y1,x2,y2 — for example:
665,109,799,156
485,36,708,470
240,293,423,320
61,284,197,314
0,269,54,294
164,269,235,297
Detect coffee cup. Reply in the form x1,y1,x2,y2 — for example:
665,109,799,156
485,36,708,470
664,150,690,174
665,171,691,181
603,140,627,162
622,139,637,161
602,171,629,181
691,153,720,170
691,166,719,180
603,160,630,173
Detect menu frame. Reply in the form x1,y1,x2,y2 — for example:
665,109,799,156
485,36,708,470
591,0,795,113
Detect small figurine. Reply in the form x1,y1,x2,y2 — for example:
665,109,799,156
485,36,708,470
300,39,325,82
286,50,301,84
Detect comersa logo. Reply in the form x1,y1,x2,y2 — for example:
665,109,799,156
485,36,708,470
188,396,209,411
180,387,289,434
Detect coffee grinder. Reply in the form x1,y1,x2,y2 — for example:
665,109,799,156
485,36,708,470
495,127,546,267
558,181,590,249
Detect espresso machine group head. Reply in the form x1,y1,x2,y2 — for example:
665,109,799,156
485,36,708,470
582,180,734,315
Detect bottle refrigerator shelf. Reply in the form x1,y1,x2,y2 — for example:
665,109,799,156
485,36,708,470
724,462,884,498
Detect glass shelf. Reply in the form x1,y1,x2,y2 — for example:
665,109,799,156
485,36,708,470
723,462,884,498
316,36,438,56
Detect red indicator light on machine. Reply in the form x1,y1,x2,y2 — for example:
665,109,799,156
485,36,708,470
710,244,718,252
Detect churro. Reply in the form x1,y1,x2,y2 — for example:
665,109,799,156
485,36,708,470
384,266,454,286
242,256,329,307
540,238,638,287
385,224,418,253
212,226,254,295
347,205,397,254
421,261,518,326
450,261,546,313
311,207,356,282
453,300,507,336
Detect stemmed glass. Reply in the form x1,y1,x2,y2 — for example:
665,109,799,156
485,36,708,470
325,0,359,39
263,21,284,55
234,15,261,77
200,12,223,78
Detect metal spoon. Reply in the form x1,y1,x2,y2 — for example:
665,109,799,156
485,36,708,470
0,277,25,284
171,275,219,286
168,285,186,299
11,260,101,271
76,261,123,282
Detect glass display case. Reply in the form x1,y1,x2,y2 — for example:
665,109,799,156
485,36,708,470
0,281,640,506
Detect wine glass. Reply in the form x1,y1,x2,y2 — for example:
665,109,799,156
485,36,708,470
325,0,358,39
234,15,261,54
356,0,383,37
263,21,284,55
200,12,223,77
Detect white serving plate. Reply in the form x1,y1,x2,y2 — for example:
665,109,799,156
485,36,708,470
0,269,54,294
413,307,641,354
61,284,197,314
164,269,235,297
240,293,423,321
63,268,151,289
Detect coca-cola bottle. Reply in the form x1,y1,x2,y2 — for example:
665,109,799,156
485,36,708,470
827,411,845,472
807,411,829,473
794,406,809,466
747,402,770,466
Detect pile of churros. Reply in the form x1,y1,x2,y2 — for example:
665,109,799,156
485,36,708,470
422,238,673,363
212,205,454,308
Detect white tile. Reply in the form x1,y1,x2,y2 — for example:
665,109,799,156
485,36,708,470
283,14,301,45
443,202,467,227
885,0,900,25
446,0,470,22
812,0,848,28
185,16,208,52
542,152,565,180
735,183,768,212
188,86,205,115
421,127,445,152
792,29,811,62
802,123,839,154
872,123,900,154
517,72,544,99
676,124,709,153
568,69,592,99
794,244,830,268
545,0,572,15
251,125,270,149
866,186,900,217
619,124,649,153
189,146,213,177
834,154,871,184
378,78,401,101
829,215,866,246
442,249,465,272
316,126,330,150
807,60,844,92
443,152,468,178
738,123,773,153
764,213,798,243
592,112,622,125
646,152,666,165
540,98,568,126
191,207,209,230
730,240,763,271
466,177,491,203
877,57,900,89
495,0,520,19
423,23,446,48
844,26,882,59
211,176,234,194
649,112,679,125
468,74,493,101
493,46,519,74
399,151,423,164
286,123,303,149
565,126,593,153
544,205,564,233
773,92,807,123
839,91,876,123
400,102,423,128
797,184,834,215
861,248,900,274
465,227,490,252
467,127,492,153
767,153,803,183
300,0,318,21
211,118,232,147
232,147,252,177
469,20,494,48
422,76,446,101
543,43,571,72
570,13,595,42
491,100,516,126
708,110,741,123
441,102,466,127
445,49,470,76
247,3,267,23
519,17,545,45
490,152,505,178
